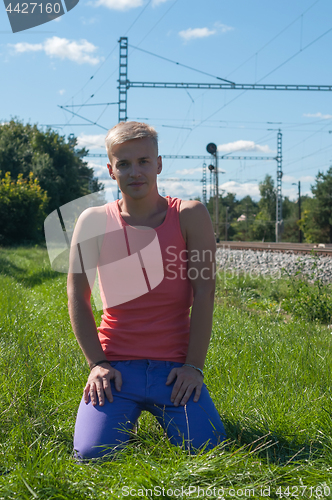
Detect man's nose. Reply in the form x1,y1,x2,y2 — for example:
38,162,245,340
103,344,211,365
129,163,142,176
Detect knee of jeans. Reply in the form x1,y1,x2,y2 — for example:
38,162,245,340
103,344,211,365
168,430,226,452
73,444,104,461
73,441,125,461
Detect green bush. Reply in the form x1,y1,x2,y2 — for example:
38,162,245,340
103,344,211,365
217,269,332,325
0,171,48,245
282,276,332,324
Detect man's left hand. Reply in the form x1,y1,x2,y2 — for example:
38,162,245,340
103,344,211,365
166,365,203,406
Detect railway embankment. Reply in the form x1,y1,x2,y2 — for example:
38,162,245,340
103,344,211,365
216,242,332,282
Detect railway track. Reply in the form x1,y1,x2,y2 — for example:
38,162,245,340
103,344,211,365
216,241,332,257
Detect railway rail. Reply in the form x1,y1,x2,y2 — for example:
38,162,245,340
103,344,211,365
216,241,332,257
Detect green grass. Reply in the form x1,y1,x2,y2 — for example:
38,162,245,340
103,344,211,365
1,247,332,499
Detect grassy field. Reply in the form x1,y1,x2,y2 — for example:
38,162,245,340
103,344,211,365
0,246,332,499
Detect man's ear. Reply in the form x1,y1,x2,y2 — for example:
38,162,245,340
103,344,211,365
157,156,162,174
107,163,115,179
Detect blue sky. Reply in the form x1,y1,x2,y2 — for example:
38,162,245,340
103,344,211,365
1,0,332,203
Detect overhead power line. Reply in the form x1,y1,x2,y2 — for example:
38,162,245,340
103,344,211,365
226,0,322,78
62,103,118,107
128,44,235,85
58,106,108,130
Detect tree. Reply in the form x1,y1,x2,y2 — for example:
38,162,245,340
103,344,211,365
297,196,320,243
251,175,276,242
0,119,103,215
231,195,259,241
279,196,297,242
308,167,332,243
0,172,48,244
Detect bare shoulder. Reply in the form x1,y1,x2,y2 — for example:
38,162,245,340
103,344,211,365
179,199,208,214
73,205,107,244
179,200,214,243
68,204,108,279
77,204,107,224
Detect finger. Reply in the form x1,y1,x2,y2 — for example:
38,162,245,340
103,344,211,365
166,368,177,386
172,382,187,407
170,378,183,402
83,384,90,404
193,384,202,403
113,370,122,392
103,378,113,403
95,380,105,406
179,384,195,406
89,383,97,406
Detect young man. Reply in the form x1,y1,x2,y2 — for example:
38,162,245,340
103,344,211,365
68,121,226,460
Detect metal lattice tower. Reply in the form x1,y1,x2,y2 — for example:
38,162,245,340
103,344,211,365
275,130,283,242
202,163,207,206
118,37,128,123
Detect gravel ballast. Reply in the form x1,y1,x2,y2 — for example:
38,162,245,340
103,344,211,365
215,247,332,283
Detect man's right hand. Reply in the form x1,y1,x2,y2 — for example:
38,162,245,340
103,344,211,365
84,363,122,406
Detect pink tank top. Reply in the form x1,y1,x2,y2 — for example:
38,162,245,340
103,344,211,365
97,196,193,362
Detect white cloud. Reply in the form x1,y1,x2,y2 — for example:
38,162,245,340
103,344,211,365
58,89,66,95
77,134,106,149
88,161,109,179
217,140,272,154
12,42,43,53
283,187,312,200
157,180,201,200
44,37,101,65
174,167,202,176
152,0,169,5
93,0,143,10
179,27,216,42
220,181,260,200
9,37,101,65
214,22,234,34
283,174,315,184
303,112,332,120
179,22,233,42
174,166,226,176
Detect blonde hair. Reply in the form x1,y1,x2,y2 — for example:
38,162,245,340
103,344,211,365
105,121,158,160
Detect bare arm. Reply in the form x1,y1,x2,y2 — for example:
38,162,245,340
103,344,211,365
67,209,122,406
166,201,216,406
67,272,106,369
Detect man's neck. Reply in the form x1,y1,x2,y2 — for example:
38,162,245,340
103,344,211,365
119,190,166,223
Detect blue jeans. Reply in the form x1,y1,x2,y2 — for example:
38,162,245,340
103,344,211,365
73,360,226,459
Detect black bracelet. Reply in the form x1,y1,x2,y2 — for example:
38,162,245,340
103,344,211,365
90,359,110,370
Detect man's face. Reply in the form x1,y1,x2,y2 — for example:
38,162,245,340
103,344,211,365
107,137,162,199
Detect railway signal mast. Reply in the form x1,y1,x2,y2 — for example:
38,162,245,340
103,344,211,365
206,143,219,240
